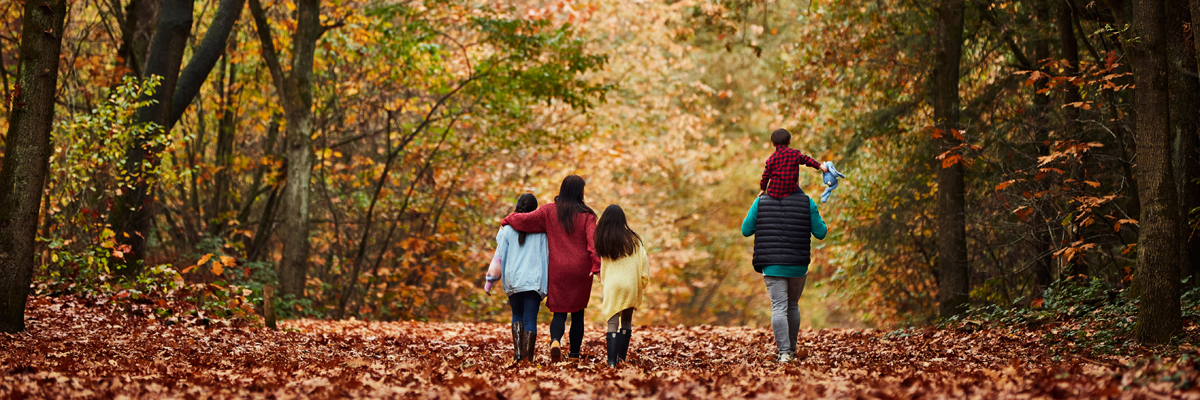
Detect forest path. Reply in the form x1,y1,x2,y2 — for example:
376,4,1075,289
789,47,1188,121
0,295,1185,398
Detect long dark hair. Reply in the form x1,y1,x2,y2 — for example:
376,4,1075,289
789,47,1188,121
514,193,538,246
554,175,594,234
595,204,641,260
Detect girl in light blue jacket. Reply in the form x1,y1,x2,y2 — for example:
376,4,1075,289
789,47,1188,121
485,193,549,363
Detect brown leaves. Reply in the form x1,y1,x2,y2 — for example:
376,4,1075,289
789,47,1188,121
3,295,1196,398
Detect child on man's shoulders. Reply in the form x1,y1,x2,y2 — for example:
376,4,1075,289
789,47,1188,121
759,128,826,199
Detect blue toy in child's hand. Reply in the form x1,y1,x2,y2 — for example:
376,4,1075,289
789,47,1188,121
821,161,846,203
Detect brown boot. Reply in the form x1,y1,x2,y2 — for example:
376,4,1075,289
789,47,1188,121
522,331,537,363
549,339,563,363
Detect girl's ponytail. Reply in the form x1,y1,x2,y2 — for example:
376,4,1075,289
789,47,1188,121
514,194,539,246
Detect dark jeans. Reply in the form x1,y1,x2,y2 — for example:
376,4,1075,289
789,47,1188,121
508,291,542,335
549,310,585,355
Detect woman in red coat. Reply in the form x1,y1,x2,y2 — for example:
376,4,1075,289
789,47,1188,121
502,175,600,362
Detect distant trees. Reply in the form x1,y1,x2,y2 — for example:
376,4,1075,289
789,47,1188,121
247,0,320,299
109,0,244,278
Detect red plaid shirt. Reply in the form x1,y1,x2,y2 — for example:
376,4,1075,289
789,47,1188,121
760,145,821,198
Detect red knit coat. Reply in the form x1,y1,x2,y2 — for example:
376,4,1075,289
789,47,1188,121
502,203,600,313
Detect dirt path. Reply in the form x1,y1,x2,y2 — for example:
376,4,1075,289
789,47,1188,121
0,295,1189,398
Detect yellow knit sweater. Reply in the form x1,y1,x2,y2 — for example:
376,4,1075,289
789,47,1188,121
600,243,650,321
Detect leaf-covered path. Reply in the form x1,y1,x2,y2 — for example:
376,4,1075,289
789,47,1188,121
1,295,1195,398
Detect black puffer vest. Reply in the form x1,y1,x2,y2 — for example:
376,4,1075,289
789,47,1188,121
752,190,812,272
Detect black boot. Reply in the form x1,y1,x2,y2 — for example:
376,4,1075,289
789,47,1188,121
522,331,537,363
606,332,619,367
511,322,524,362
617,328,631,363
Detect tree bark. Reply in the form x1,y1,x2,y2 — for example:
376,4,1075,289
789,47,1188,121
1130,0,1183,344
114,0,161,78
1182,0,1200,285
0,0,68,333
934,0,969,317
209,36,239,235
1168,0,1200,284
109,0,194,279
167,0,245,130
249,0,320,298
1032,0,1054,293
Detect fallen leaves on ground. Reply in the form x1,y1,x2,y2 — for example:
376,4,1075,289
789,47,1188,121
1,295,1197,398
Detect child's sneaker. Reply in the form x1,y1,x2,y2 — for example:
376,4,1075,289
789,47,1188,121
777,352,795,363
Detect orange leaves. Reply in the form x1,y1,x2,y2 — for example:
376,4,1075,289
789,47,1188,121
6,294,1196,398
1053,241,1096,263
995,179,1022,191
938,153,963,168
929,127,979,169
1063,101,1093,110
1014,206,1033,222
1114,219,1138,232
182,254,237,276
927,127,965,141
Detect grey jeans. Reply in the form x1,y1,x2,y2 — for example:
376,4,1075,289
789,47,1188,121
764,275,807,354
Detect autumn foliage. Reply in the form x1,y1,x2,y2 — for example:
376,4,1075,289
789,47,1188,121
4,294,1200,398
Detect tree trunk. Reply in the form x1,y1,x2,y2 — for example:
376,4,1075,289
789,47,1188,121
934,0,969,317
1168,1,1199,284
109,0,194,279
1130,0,1183,344
0,0,68,333
249,0,320,298
109,0,245,275
209,37,239,236
1059,0,1092,277
1058,1,1082,135
115,0,161,78
167,0,245,130
1184,0,1200,285
1032,0,1054,294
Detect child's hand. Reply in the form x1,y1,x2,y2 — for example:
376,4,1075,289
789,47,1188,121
820,164,829,173
757,190,764,197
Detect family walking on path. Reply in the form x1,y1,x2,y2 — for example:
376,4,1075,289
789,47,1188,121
485,128,835,366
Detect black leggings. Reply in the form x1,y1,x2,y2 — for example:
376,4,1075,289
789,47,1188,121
549,311,585,355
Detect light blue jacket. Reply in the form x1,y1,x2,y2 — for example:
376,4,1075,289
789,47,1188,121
493,226,549,297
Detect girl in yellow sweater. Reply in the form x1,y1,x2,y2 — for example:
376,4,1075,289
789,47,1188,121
595,204,650,367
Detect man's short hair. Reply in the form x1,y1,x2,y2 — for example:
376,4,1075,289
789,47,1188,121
770,129,791,146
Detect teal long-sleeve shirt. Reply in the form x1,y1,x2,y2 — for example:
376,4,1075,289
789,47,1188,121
741,196,827,278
